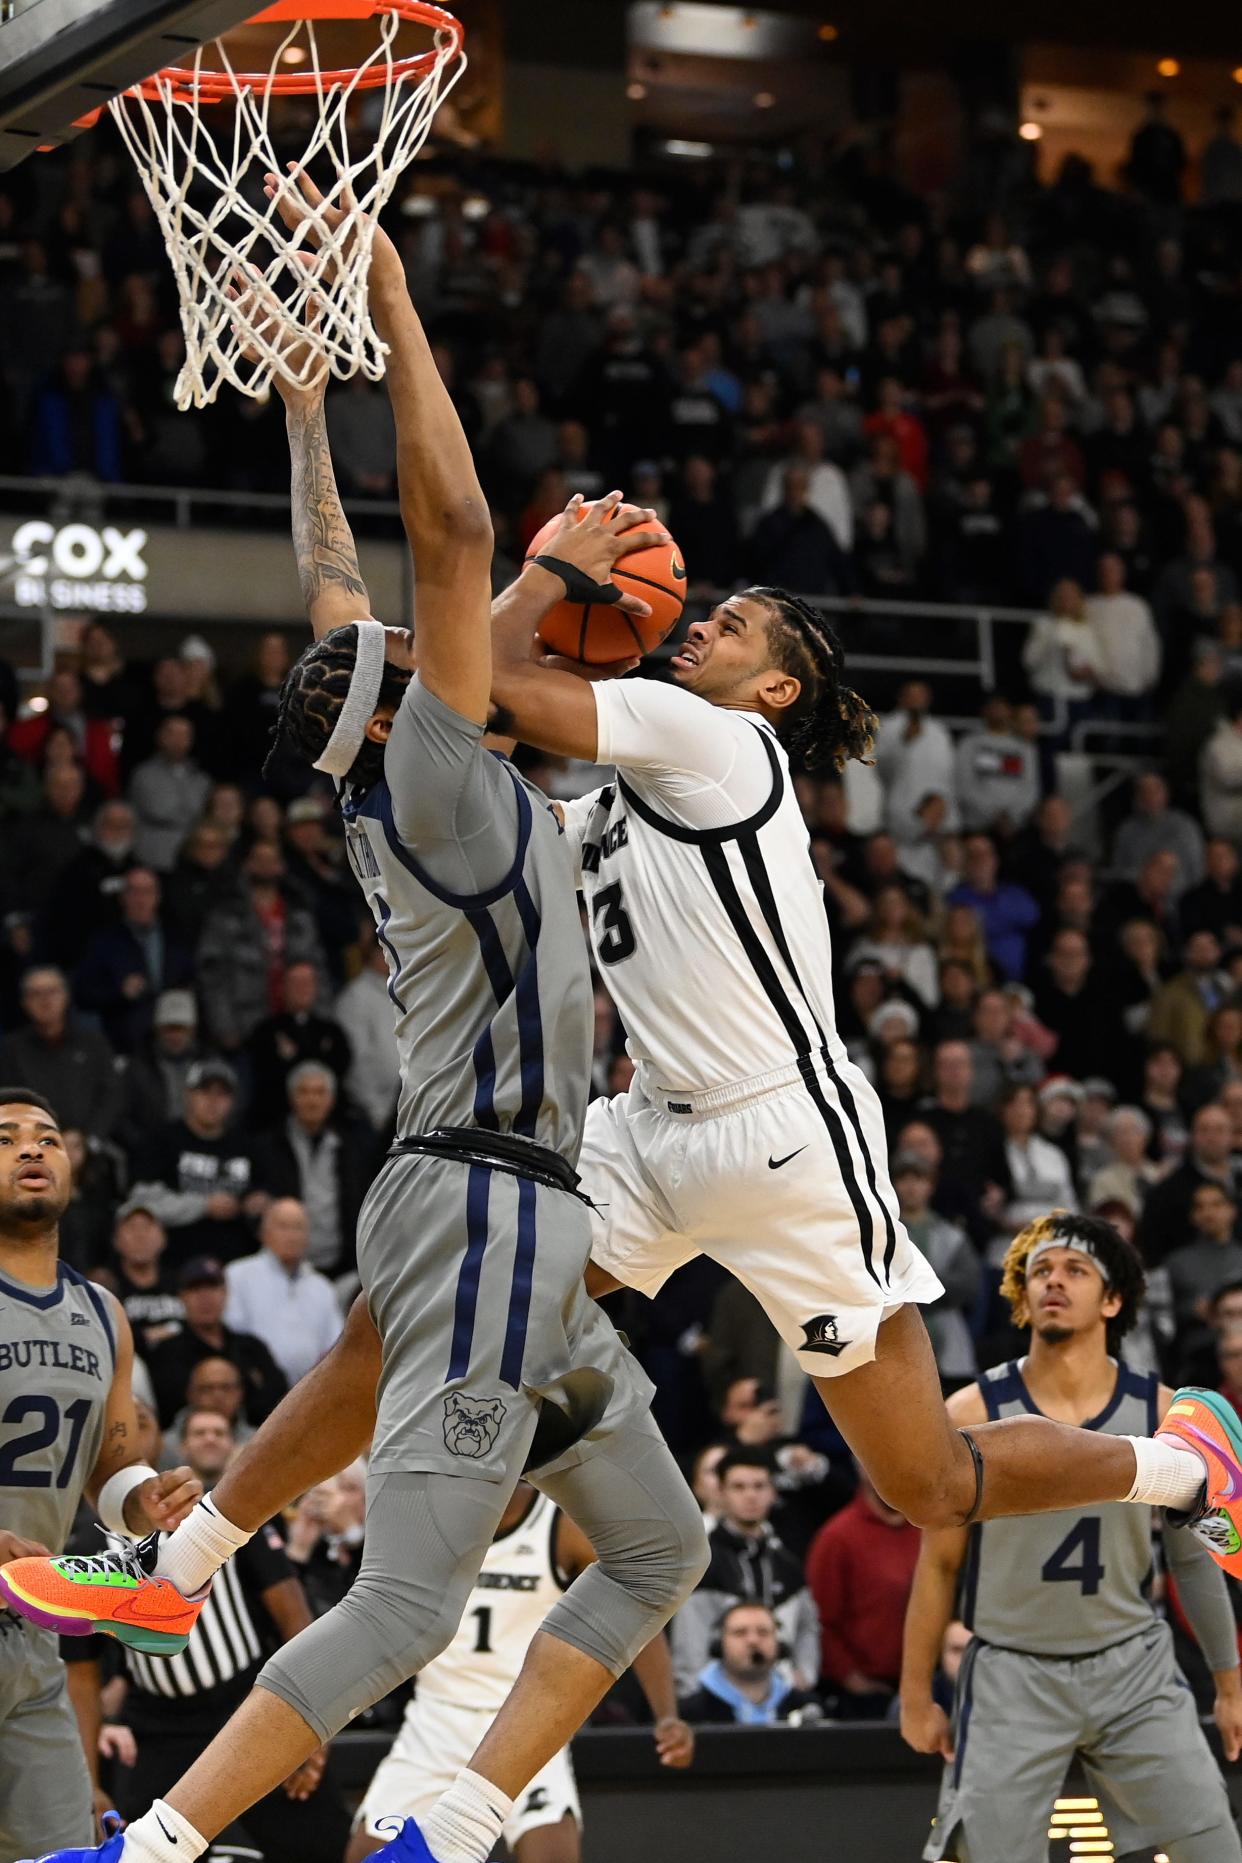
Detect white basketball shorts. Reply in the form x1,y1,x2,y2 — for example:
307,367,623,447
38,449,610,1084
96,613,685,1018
356,1696,581,1845
581,1053,944,1377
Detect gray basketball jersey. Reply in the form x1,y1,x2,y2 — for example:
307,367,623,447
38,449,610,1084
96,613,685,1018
963,1359,1160,1657
0,1263,114,1552
340,679,592,1159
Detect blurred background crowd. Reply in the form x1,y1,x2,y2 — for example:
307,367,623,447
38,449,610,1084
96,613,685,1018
6,59,1242,1810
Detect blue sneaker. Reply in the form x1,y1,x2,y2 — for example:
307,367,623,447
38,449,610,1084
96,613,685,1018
372,1815,439,1862
20,1821,126,1863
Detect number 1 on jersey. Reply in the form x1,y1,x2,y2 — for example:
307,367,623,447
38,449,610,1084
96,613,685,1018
470,1605,494,1653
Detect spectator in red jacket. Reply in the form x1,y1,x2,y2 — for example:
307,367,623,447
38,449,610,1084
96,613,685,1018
9,667,120,796
806,1469,920,1715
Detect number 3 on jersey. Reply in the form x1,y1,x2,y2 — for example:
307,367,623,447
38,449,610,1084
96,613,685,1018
592,881,637,965
1041,1516,1105,1595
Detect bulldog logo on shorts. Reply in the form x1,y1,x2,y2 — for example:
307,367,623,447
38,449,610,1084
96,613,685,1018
443,1392,506,1458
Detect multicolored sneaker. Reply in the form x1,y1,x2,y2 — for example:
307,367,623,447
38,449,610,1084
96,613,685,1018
1157,1386,1242,1576
372,1816,440,1862
0,1533,206,1656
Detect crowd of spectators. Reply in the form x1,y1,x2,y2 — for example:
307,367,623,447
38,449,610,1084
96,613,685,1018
10,87,1242,1780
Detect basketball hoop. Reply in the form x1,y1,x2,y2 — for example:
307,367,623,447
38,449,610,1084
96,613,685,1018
106,0,465,410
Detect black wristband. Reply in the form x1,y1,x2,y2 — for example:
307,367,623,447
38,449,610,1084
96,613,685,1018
531,553,622,606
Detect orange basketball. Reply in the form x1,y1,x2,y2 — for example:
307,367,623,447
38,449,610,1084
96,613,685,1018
524,501,687,664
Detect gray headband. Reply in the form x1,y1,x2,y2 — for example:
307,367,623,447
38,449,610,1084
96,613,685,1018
312,620,387,778
1026,1233,1111,1288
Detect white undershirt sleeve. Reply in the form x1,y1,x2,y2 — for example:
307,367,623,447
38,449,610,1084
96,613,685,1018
591,679,776,832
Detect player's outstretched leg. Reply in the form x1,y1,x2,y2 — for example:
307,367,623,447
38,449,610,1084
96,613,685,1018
819,1303,1215,1539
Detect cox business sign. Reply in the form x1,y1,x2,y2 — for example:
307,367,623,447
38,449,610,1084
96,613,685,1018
7,520,148,614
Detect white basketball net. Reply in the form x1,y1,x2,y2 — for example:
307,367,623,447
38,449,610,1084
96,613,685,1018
108,6,465,410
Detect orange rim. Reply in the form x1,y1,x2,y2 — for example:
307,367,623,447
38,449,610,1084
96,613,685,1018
121,0,463,103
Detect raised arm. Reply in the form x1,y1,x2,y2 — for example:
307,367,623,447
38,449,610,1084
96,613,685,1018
282,385,372,640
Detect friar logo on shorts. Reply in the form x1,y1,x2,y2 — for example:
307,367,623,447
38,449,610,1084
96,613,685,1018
801,1314,849,1358
443,1392,507,1458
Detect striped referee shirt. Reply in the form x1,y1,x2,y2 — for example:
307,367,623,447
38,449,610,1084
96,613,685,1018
125,1518,293,1715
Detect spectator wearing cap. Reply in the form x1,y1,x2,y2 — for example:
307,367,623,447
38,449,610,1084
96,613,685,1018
1000,1083,1078,1233
196,842,327,1054
890,1152,978,1386
1146,930,1228,1069
246,960,353,1129
0,964,120,1138
335,937,400,1133
128,1058,254,1266
954,696,1039,838
117,988,205,1152
166,1358,257,1457
873,681,959,846
147,1255,287,1429
224,1198,344,1386
128,714,212,873
74,865,193,1055
92,1193,185,1353
1076,1077,1120,1184
248,1061,377,1278
1140,1101,1240,1264
806,1468,921,1717
946,835,1039,983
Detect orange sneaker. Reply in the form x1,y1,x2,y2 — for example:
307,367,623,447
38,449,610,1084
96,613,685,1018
0,1534,206,1655
1157,1388,1242,1577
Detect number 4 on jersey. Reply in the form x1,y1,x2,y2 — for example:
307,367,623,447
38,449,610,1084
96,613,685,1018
1041,1517,1105,1595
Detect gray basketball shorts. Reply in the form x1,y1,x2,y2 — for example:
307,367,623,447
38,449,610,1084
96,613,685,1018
925,1621,1236,1862
0,1616,93,1863
358,1152,655,1483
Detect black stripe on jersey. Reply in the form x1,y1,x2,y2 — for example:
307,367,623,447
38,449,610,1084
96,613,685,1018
616,728,784,845
61,1264,116,1368
737,833,901,1283
699,839,881,1288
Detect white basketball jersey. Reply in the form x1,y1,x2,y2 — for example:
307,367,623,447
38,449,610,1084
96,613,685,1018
416,1492,564,1713
564,690,844,1094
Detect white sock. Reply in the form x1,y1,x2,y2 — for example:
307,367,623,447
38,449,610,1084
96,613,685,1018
1123,1434,1208,1510
420,1769,514,1863
153,1494,253,1595
122,1800,207,1863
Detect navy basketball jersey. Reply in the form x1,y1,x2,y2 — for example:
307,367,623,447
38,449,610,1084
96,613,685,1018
0,1263,115,1553
963,1359,1160,1656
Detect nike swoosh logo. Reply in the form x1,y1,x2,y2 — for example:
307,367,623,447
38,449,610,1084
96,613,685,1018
768,1147,808,1170
1177,1419,1242,1501
671,559,686,581
156,1814,178,1846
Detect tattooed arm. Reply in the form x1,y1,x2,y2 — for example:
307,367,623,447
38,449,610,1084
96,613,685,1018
86,1297,202,1535
278,379,373,640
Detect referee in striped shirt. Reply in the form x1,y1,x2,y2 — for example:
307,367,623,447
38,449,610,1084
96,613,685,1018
104,1409,352,1861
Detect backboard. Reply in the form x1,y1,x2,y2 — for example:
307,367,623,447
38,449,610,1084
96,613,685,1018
0,0,258,168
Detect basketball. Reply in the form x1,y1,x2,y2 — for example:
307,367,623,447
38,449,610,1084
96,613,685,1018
524,501,687,665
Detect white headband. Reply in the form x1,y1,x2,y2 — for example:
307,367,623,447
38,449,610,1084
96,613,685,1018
312,620,388,778
1026,1233,1111,1287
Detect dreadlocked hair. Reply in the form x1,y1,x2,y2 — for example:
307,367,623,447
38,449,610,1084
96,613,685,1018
262,623,411,790
749,586,877,775
1000,1210,1146,1354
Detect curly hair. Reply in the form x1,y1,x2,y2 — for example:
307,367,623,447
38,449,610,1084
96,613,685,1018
1000,1210,1146,1353
748,586,877,774
262,623,411,789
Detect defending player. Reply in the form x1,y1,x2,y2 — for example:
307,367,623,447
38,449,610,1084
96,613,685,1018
0,185,707,1863
0,1090,201,1861
348,1483,694,1863
900,1212,1242,1863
